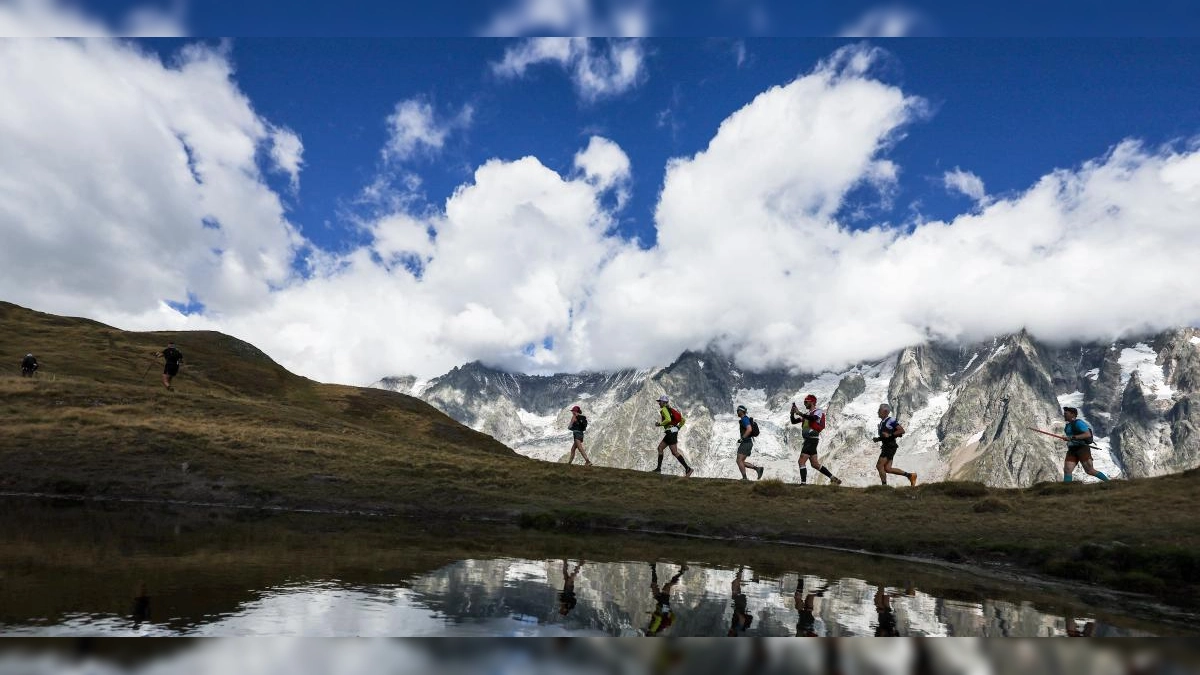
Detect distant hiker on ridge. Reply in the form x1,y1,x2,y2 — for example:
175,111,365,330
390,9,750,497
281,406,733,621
790,394,842,486
874,404,917,486
653,395,694,477
1061,406,1109,483
20,353,38,377
566,405,593,466
156,342,183,390
735,405,765,481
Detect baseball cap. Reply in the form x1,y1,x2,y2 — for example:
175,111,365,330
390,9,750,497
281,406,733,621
656,395,669,403
804,394,817,404
736,405,747,413
571,405,582,413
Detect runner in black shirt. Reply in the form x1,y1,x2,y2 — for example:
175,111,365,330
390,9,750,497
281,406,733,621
157,342,183,390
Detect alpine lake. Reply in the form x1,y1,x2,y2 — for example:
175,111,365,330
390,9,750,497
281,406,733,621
1,498,1194,637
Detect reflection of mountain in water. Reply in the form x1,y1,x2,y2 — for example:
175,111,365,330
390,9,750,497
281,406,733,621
404,560,1156,637
0,502,1175,637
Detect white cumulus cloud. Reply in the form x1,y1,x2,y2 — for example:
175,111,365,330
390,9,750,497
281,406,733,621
573,135,631,208
0,37,301,320
5,38,1200,388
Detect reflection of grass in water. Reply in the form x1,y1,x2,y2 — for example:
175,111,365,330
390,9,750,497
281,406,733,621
0,500,1190,636
2,300,1200,610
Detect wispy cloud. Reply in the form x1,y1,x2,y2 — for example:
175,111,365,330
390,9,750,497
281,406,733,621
480,0,649,36
943,167,988,203
492,38,647,103
838,5,934,37
383,98,474,163
0,0,187,36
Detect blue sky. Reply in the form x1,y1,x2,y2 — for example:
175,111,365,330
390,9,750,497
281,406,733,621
54,0,1200,36
139,38,1200,252
3,31,1200,384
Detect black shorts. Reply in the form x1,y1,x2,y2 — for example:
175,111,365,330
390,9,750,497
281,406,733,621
878,444,898,461
801,437,820,455
1065,445,1092,461
572,431,584,442
875,609,898,636
164,363,180,377
797,611,816,636
737,439,753,456
662,431,679,445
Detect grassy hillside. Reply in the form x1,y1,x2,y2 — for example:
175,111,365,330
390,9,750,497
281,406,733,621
2,301,1199,607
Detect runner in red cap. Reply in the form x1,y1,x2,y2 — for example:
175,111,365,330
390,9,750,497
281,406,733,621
791,394,842,485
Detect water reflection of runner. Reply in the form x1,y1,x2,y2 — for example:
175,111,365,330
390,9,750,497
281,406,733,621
1065,616,1095,637
558,559,584,616
727,566,753,636
132,581,151,627
645,562,687,636
874,587,901,636
793,579,829,637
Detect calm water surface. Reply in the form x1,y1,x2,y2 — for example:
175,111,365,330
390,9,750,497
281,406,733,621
0,500,1190,637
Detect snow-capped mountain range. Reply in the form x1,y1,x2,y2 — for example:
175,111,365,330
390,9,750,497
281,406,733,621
373,328,1200,487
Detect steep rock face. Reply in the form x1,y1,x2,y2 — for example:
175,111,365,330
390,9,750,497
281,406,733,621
1084,347,1125,436
1167,395,1200,473
827,373,866,424
887,343,962,416
1160,329,1200,473
375,328,1200,487
946,332,1062,487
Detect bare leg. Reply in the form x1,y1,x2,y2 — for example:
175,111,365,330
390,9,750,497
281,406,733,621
1063,458,1078,482
1079,458,1108,481
668,444,691,475
574,439,593,465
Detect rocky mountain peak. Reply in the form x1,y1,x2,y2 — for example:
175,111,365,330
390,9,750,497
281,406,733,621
375,326,1200,487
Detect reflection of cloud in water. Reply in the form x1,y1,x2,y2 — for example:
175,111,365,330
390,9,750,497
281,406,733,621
0,635,1187,675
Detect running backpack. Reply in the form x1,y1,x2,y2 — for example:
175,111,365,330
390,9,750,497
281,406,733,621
807,410,826,433
668,406,685,427
748,417,760,437
576,415,588,431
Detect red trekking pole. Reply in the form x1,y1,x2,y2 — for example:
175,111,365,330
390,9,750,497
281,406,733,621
1027,427,1101,449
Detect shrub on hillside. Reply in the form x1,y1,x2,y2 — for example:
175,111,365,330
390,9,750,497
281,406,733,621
972,497,1013,513
923,481,989,498
751,479,788,497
